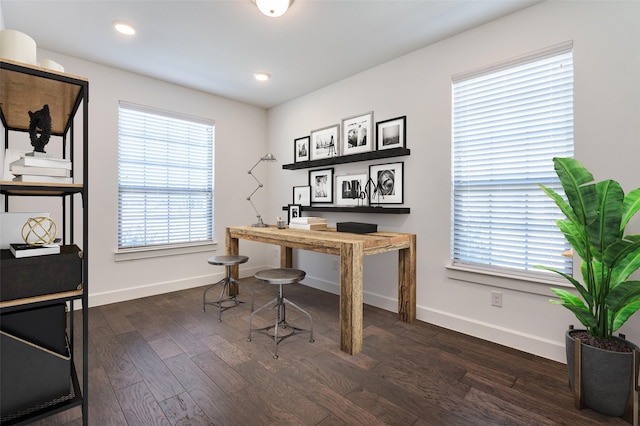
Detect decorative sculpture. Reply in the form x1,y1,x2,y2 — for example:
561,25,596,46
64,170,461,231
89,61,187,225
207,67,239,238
28,104,52,153
21,216,57,246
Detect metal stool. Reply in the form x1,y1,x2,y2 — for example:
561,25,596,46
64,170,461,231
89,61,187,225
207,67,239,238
203,255,254,322
248,268,314,359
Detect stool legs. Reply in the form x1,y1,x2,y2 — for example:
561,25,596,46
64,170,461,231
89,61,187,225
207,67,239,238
203,265,254,322
248,283,314,359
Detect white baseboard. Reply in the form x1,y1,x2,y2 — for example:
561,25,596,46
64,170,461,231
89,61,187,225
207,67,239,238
302,275,566,363
419,307,566,363
88,265,266,307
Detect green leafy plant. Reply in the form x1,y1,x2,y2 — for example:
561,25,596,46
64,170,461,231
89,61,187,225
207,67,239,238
538,157,640,340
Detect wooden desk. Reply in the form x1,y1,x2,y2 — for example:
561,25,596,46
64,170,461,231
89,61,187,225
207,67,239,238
225,226,416,355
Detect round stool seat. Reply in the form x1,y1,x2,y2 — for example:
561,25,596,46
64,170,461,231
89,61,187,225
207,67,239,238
207,255,249,266
255,268,305,285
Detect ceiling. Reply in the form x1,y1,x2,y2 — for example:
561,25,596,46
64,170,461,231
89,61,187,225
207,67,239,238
1,0,540,109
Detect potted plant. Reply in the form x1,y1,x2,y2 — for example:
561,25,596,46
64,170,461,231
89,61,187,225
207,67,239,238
538,157,640,417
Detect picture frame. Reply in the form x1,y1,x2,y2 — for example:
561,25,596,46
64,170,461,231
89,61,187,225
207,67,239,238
341,111,374,156
368,162,404,204
376,116,406,150
310,124,340,160
336,173,369,207
292,185,311,207
294,136,310,163
309,168,334,203
287,204,301,223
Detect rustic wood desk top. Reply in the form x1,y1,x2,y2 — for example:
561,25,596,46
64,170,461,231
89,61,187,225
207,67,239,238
226,226,413,256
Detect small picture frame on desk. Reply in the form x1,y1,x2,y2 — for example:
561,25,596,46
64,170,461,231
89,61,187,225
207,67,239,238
376,116,406,150
293,185,311,207
288,204,301,224
294,136,310,163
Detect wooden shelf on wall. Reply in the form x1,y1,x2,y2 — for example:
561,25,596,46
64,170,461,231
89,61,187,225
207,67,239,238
282,147,410,170
282,205,410,214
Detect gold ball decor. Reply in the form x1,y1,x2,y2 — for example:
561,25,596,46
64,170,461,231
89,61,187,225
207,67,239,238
21,216,57,246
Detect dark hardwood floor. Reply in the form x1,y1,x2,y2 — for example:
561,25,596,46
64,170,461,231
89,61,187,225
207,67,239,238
33,277,629,425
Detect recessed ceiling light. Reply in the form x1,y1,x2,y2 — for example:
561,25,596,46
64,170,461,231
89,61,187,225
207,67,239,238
254,72,270,81
114,21,136,36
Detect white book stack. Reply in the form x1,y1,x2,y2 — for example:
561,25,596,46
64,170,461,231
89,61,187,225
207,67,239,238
10,155,72,184
289,216,328,230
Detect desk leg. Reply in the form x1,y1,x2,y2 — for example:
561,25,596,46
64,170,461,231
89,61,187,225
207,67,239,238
225,228,240,295
398,234,416,323
340,242,363,355
280,246,292,268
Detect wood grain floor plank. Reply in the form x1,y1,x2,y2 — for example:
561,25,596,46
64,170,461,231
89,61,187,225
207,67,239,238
163,352,255,425
345,388,419,426
85,366,128,426
114,381,172,426
148,335,185,360
91,325,144,391
233,359,330,425
191,350,250,394
158,391,211,426
31,278,635,425
126,310,169,342
118,330,186,402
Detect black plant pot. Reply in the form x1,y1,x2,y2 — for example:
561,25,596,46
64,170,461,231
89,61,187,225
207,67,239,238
566,329,638,417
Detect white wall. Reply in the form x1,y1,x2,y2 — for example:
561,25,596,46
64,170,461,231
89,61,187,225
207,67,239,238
4,50,271,306
265,1,640,362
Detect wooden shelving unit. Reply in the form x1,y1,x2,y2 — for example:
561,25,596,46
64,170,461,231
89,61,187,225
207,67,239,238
0,59,89,425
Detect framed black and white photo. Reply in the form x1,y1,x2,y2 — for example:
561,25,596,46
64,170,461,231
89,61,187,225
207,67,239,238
336,173,368,206
310,124,340,160
368,162,404,204
341,111,374,156
376,116,406,150
294,136,310,162
292,185,311,207
287,204,301,223
309,168,334,203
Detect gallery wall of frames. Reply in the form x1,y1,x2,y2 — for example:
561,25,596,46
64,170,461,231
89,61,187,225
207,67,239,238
283,112,410,217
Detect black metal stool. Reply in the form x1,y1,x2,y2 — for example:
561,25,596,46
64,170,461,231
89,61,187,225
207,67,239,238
248,268,314,359
203,255,254,322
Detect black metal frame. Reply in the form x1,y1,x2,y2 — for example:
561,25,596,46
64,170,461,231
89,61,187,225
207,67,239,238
1,60,89,425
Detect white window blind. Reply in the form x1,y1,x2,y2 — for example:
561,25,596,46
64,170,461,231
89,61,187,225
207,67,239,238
451,44,574,276
118,102,214,249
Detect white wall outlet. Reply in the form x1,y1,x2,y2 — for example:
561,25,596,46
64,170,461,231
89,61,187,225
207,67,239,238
491,291,503,307
332,259,339,271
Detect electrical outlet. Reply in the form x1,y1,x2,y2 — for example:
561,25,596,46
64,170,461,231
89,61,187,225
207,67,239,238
273,248,279,258
491,291,502,307
332,259,339,271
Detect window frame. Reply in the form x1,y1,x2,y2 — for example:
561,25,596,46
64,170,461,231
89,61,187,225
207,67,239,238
449,42,576,291
116,102,215,260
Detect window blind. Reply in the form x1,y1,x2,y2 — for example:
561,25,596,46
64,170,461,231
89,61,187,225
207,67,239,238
118,102,214,249
451,45,574,276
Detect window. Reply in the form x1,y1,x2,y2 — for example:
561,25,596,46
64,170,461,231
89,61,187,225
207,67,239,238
118,102,214,250
451,43,574,277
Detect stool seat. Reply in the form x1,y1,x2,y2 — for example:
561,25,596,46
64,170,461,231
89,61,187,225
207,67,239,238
249,268,313,359
207,255,249,266
254,268,305,285
203,255,254,322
